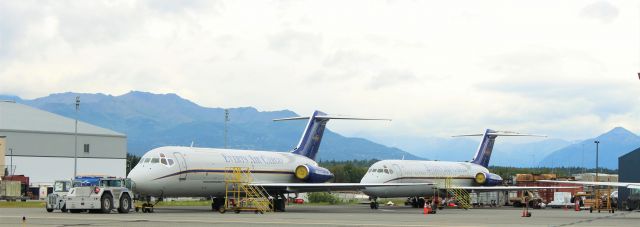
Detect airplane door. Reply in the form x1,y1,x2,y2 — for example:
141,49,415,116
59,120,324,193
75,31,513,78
391,164,403,183
173,152,188,181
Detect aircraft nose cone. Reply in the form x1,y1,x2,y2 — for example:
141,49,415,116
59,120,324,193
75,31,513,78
127,166,142,182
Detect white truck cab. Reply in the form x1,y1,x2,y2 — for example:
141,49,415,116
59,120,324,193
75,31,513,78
45,180,73,212
66,178,134,214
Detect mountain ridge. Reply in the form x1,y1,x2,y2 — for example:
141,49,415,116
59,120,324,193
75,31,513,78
539,127,640,169
0,91,421,161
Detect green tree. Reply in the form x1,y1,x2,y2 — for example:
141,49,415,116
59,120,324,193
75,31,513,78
307,192,341,204
126,153,141,175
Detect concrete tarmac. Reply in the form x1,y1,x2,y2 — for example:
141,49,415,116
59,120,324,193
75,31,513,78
0,205,638,227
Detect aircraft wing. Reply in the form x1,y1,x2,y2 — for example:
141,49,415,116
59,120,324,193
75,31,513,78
251,182,434,193
450,186,579,191
538,180,640,189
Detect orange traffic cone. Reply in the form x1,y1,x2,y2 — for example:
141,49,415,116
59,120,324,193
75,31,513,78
423,201,429,216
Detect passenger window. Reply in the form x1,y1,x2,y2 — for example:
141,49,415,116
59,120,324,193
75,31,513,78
168,159,174,166
151,158,159,163
384,169,389,174
161,158,167,165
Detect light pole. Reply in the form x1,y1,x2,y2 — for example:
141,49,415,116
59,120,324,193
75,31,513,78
594,140,600,211
594,140,599,182
73,96,80,178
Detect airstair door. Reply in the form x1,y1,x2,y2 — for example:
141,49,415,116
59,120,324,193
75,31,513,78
392,164,403,183
173,152,188,181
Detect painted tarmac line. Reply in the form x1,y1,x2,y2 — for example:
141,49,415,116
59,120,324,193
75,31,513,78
0,215,478,227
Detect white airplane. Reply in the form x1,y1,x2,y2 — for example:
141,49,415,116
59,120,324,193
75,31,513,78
360,129,577,209
127,110,432,212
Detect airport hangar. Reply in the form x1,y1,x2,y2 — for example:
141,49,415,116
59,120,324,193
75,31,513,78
0,100,126,186
619,147,640,209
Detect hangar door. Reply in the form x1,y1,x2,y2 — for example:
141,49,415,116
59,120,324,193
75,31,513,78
0,136,5,177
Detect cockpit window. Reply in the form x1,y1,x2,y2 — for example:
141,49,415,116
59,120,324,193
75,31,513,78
384,169,389,174
377,169,383,173
167,159,174,166
161,158,167,165
144,158,151,163
389,169,394,174
151,158,159,163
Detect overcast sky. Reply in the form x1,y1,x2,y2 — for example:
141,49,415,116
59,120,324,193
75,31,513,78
0,0,639,143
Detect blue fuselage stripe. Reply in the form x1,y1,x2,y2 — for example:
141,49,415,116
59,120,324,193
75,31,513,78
153,169,294,180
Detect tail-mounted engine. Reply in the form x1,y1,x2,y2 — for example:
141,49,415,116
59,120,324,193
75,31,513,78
294,164,334,183
475,172,503,186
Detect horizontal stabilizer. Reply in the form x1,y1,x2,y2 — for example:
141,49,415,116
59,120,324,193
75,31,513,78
276,110,390,160
454,129,546,167
274,115,391,121
452,131,546,137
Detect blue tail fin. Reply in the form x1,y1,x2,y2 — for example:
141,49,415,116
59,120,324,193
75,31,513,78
457,129,545,167
274,111,390,161
291,111,329,160
470,129,498,167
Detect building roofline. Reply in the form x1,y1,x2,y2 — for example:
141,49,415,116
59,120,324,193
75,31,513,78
0,129,126,138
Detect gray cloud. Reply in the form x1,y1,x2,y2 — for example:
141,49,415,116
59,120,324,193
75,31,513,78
478,48,636,120
323,50,385,69
268,29,323,57
369,69,419,89
580,1,619,23
144,0,219,14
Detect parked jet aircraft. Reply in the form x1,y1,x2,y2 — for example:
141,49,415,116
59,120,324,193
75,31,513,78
360,129,576,209
127,111,432,212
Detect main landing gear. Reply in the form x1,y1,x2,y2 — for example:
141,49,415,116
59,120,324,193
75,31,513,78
271,194,287,212
211,197,225,212
370,197,379,209
409,197,426,208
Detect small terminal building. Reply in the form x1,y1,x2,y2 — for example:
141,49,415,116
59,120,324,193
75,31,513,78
0,101,126,186
619,147,640,209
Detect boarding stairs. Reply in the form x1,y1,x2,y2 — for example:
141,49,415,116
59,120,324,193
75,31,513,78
222,167,272,214
445,177,472,209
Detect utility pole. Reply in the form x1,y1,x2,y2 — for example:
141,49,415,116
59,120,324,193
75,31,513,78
74,96,80,178
224,109,229,149
9,148,12,175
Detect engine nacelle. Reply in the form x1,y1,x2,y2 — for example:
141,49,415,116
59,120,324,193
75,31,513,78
475,172,503,186
294,164,334,183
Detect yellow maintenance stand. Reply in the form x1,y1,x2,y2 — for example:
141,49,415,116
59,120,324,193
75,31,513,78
445,177,471,209
219,167,272,214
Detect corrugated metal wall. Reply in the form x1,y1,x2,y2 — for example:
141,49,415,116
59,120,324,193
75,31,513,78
0,131,125,159
619,148,640,209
